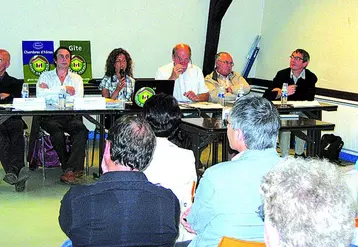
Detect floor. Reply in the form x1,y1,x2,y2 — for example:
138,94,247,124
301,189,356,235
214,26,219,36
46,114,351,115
0,142,354,247
0,148,99,247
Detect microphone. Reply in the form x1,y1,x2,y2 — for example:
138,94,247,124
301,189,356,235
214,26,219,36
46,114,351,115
120,69,125,78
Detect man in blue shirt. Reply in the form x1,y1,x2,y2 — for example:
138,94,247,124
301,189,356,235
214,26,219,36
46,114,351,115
181,96,281,246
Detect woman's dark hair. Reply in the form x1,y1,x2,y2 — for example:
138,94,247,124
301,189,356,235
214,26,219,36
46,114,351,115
142,93,182,138
104,48,133,77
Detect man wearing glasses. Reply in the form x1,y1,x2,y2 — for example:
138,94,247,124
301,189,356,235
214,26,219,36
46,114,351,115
36,47,88,184
263,49,318,157
155,43,209,102
205,52,250,103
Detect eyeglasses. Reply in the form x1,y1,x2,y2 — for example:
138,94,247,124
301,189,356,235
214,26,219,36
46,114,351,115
174,55,191,64
289,55,304,61
218,60,234,66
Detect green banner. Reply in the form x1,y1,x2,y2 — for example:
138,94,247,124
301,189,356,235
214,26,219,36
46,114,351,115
59,40,92,83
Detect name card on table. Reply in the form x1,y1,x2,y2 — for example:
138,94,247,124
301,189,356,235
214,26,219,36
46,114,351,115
74,97,106,110
13,98,46,110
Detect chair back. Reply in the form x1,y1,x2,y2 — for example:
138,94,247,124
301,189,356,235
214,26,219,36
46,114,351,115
218,236,266,247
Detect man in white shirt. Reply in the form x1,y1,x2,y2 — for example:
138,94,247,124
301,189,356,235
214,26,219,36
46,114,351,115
155,44,209,102
36,47,88,184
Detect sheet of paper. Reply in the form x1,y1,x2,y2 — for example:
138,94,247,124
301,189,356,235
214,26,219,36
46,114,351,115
272,100,321,107
179,102,223,109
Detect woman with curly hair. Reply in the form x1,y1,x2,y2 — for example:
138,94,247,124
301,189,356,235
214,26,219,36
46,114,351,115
99,48,135,101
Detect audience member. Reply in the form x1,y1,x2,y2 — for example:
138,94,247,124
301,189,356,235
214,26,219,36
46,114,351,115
142,93,197,242
205,52,250,102
155,43,209,102
0,49,29,192
99,48,135,101
263,49,317,158
36,46,88,184
59,116,180,247
261,157,355,247
183,96,281,246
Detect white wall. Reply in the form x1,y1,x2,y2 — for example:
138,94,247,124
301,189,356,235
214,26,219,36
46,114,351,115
1,0,264,80
258,0,358,154
217,0,265,76
257,0,358,93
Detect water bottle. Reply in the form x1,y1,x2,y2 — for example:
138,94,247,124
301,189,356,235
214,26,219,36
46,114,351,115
21,83,29,98
281,83,288,105
218,86,225,106
238,83,244,98
58,86,66,109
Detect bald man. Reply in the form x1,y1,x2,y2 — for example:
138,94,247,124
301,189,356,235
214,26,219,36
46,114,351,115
205,52,250,103
155,44,209,102
0,49,28,192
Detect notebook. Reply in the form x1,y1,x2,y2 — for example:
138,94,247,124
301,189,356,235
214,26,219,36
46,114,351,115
131,79,175,108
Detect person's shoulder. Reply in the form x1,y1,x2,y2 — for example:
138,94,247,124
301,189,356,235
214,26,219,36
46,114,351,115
158,62,173,71
305,68,318,80
145,180,179,200
62,183,92,200
204,71,214,80
204,159,237,177
190,64,203,72
4,73,21,83
277,67,291,74
69,71,82,80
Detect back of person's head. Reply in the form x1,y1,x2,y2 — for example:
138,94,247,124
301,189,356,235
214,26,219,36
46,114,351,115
107,116,156,171
229,96,280,150
261,157,355,247
142,93,181,138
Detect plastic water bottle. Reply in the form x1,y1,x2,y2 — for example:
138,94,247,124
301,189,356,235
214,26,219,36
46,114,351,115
238,83,244,98
58,86,66,109
281,83,288,105
21,83,29,98
218,86,225,106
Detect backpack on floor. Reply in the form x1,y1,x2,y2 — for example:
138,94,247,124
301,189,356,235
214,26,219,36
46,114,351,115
29,135,71,169
319,134,344,164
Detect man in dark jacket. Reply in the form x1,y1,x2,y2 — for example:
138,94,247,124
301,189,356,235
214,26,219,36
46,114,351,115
0,49,29,192
59,116,180,247
263,49,317,157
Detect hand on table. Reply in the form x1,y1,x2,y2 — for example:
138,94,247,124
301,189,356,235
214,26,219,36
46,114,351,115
0,93,10,100
184,91,199,102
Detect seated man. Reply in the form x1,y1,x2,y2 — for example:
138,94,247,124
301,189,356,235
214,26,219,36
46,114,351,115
155,43,209,102
261,157,355,247
59,116,180,247
183,96,281,246
205,52,250,103
0,49,29,192
263,49,317,157
36,46,88,183
142,93,197,242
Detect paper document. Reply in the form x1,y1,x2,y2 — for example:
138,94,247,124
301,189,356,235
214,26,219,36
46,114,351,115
179,102,223,109
272,100,321,107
